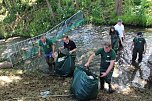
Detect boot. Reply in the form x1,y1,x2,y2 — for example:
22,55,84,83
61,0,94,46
100,77,105,90
108,84,114,94
48,64,53,72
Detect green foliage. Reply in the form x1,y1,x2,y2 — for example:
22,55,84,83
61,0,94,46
1,0,152,38
134,0,141,5
90,4,104,25
3,14,16,23
28,9,51,37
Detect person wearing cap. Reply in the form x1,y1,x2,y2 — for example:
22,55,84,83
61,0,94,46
38,36,55,72
131,32,147,64
109,26,119,54
85,41,116,93
114,19,125,49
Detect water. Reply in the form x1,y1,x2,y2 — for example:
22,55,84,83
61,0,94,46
1,24,152,92
67,24,152,91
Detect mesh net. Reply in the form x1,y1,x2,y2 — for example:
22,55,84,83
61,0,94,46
6,10,84,67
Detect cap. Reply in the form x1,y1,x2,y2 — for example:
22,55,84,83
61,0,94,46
117,19,122,22
137,32,143,36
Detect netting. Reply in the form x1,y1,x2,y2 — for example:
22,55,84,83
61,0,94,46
6,10,84,66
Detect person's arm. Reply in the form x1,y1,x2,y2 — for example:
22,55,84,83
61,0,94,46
122,25,125,39
123,30,125,39
120,37,123,45
143,42,147,54
85,53,95,67
69,48,77,54
130,42,134,50
101,60,115,77
52,44,55,58
130,38,136,50
38,46,41,57
69,41,77,54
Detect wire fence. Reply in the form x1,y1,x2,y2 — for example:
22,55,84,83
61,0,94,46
6,10,84,68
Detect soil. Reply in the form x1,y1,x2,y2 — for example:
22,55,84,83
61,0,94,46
0,68,152,101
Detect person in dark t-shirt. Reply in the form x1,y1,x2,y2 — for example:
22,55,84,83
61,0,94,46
131,32,147,64
63,36,77,54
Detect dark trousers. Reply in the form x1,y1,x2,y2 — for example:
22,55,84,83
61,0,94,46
45,56,55,71
100,75,111,89
100,77,105,89
119,37,124,49
132,48,143,63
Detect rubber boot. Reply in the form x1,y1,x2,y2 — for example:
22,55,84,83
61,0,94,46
108,84,114,94
100,77,105,90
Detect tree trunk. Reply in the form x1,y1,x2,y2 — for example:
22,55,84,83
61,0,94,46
75,0,79,9
115,0,122,16
45,0,55,22
58,0,61,8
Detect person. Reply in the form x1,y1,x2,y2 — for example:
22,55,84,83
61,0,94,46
109,26,119,54
62,36,77,54
85,41,116,93
38,36,55,72
131,32,147,64
114,19,125,49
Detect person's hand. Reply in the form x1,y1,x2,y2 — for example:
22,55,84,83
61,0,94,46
69,51,72,54
100,72,108,77
84,62,89,67
38,52,41,57
52,52,55,58
59,47,63,50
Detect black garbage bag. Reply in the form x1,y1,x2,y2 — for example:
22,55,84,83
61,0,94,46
55,49,75,76
71,66,99,100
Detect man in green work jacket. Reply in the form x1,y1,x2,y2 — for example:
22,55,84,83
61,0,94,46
85,41,116,93
38,36,55,72
131,32,147,64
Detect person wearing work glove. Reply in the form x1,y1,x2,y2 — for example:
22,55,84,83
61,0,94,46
85,41,116,94
131,32,147,64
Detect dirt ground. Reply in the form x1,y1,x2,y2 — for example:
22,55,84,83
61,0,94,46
0,68,152,101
